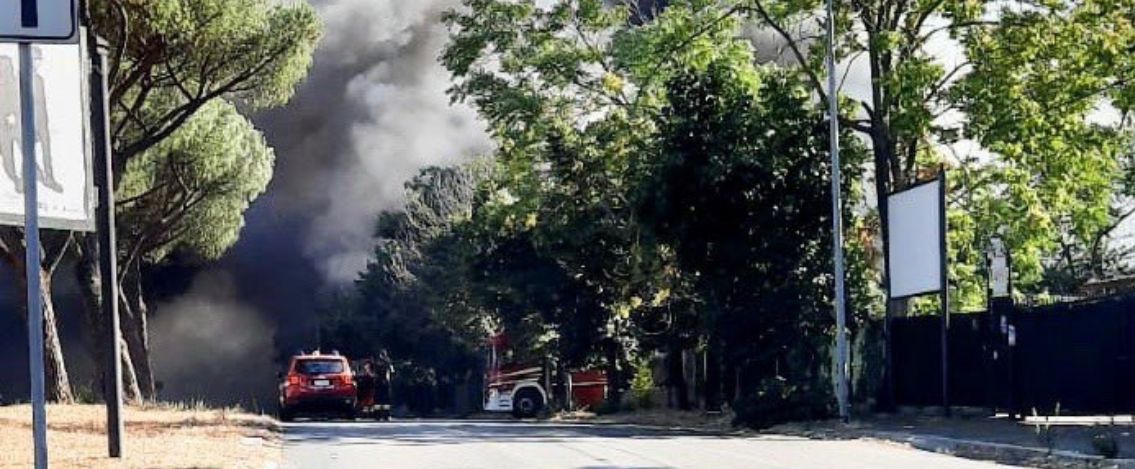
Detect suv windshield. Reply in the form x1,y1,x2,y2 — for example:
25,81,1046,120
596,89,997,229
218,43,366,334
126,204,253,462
296,359,344,375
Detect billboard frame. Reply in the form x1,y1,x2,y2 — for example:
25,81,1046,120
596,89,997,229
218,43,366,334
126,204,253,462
884,168,950,416
0,38,96,232
885,175,945,300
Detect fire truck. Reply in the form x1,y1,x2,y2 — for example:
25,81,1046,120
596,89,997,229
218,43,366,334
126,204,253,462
483,333,608,418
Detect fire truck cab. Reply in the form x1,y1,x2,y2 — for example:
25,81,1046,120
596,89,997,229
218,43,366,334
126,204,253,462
484,362,547,417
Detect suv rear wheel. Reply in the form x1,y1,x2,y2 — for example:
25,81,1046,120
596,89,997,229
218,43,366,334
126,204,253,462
511,388,544,419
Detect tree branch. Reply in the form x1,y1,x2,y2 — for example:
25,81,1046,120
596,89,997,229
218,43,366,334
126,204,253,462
747,1,828,105
918,20,999,43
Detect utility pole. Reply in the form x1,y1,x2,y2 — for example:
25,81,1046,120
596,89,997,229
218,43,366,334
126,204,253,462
825,0,851,423
88,28,124,457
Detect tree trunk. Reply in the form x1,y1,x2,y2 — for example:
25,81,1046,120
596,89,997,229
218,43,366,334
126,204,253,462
122,261,156,400
666,340,690,410
12,264,74,403
1,228,77,403
118,336,142,404
75,236,142,404
705,335,722,411
722,354,737,406
604,337,622,409
40,275,75,403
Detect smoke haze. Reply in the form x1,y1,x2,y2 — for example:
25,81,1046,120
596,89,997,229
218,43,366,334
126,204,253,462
151,272,276,407
146,0,491,405
254,0,490,283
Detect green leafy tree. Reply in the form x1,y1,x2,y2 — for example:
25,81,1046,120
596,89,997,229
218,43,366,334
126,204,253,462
638,58,870,425
444,0,755,407
92,0,318,175
324,165,490,413
111,99,275,398
71,0,320,401
951,2,1135,298
442,1,885,422
733,0,1135,309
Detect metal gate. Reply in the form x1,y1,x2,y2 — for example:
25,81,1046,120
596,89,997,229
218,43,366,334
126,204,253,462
891,293,1135,414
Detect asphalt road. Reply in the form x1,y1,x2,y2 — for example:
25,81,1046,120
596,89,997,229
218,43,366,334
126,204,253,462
280,420,1022,469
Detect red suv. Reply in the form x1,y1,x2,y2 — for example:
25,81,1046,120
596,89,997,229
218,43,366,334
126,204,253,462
278,351,356,421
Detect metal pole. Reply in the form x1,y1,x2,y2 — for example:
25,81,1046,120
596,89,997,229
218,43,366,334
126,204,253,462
825,0,850,423
984,244,994,416
19,41,48,469
881,212,896,412
89,33,124,457
938,169,950,417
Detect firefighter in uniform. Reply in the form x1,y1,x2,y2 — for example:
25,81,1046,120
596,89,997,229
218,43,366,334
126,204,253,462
374,350,393,421
355,361,378,418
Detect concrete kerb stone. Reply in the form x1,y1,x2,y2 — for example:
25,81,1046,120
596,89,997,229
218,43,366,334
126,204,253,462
866,430,1135,469
551,414,1135,468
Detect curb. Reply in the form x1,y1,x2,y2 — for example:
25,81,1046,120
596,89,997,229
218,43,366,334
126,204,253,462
863,430,1135,468
549,417,1135,467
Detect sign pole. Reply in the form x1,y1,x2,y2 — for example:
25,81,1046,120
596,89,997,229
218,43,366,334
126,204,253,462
824,0,850,423
938,168,950,417
19,40,49,469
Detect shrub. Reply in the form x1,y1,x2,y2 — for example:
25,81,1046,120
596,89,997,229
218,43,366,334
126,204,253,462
732,376,831,429
594,399,621,415
630,358,655,410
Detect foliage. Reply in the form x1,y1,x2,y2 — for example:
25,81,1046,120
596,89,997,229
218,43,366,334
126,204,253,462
737,0,1135,308
0,0,318,404
323,165,490,394
331,0,1135,429
341,0,872,426
637,54,870,425
630,357,656,410
442,0,746,405
117,99,274,266
91,0,320,166
73,0,322,400
952,0,1135,298
732,375,832,429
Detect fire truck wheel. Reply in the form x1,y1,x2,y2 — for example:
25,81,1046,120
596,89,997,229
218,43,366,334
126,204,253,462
511,388,544,419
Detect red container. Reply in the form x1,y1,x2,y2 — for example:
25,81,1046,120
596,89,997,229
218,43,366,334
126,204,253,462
570,370,608,409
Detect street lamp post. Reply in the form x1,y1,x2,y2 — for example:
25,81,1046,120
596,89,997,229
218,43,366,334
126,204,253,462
825,0,851,423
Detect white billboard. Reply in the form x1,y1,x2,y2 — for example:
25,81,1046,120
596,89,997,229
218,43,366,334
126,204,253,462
886,178,943,298
0,41,94,231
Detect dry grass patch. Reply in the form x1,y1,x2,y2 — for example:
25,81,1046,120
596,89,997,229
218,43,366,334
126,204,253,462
0,403,280,469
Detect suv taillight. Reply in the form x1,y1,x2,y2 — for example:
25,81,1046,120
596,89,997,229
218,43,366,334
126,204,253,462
288,375,302,385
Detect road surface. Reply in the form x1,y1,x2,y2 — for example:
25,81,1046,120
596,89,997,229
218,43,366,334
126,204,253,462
281,420,1021,468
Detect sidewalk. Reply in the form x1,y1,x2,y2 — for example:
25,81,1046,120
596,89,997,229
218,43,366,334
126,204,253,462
771,413,1135,468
